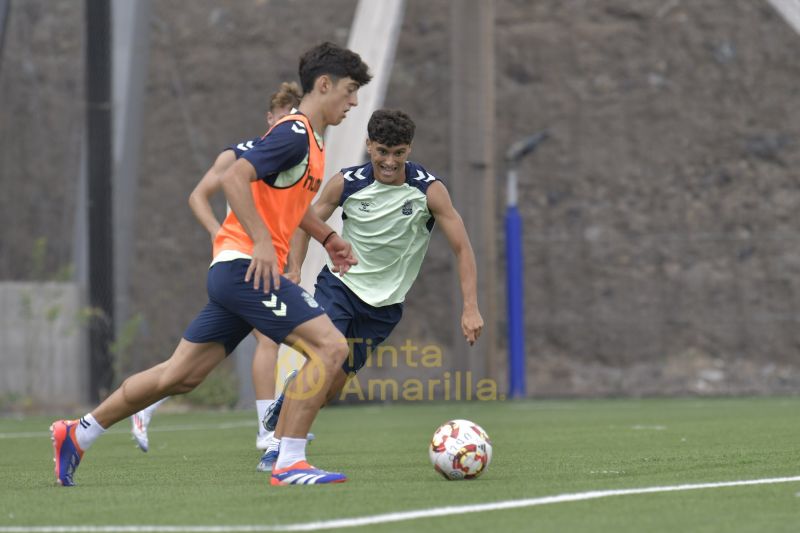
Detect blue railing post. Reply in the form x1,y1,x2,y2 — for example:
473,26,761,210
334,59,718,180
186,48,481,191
505,131,548,399
506,201,526,399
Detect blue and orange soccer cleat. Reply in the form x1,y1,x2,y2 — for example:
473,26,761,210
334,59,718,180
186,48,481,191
50,419,84,487
270,460,347,486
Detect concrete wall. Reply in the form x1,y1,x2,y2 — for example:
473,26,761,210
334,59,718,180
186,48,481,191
0,282,88,408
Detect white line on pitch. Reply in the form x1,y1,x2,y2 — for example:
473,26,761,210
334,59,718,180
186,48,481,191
0,421,253,439
1,475,798,532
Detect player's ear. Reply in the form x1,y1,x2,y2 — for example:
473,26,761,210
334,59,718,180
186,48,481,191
315,74,332,94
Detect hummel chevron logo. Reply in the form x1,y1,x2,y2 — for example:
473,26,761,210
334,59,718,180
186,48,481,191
236,140,255,151
262,294,287,317
342,168,368,182
291,121,307,134
414,170,435,183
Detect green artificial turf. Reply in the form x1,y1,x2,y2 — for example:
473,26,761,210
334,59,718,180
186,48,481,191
1,397,798,532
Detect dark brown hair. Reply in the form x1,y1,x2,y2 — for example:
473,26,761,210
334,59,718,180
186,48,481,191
368,109,416,146
298,42,372,94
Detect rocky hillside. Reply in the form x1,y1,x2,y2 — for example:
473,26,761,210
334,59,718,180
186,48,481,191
2,0,800,396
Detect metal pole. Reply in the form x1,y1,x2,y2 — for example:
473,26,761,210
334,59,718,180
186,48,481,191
505,132,548,399
86,0,114,401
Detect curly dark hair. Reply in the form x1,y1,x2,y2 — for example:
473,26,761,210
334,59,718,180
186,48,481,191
298,42,372,94
367,109,416,147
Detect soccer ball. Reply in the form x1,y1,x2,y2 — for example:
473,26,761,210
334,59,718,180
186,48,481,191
429,419,492,480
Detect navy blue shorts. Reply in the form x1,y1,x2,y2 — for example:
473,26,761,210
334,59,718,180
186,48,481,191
313,266,403,374
184,259,325,354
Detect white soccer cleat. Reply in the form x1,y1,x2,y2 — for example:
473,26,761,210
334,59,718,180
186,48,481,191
131,412,150,452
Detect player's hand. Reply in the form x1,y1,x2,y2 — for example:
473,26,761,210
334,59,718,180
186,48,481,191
325,233,358,276
284,270,301,284
462,307,484,345
246,239,281,292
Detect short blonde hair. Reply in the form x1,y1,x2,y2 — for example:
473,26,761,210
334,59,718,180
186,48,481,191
270,81,302,111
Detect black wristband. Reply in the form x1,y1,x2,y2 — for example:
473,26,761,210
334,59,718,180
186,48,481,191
322,230,337,247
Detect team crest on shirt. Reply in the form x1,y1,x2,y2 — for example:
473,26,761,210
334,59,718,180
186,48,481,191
302,291,319,309
359,201,374,212
401,200,413,216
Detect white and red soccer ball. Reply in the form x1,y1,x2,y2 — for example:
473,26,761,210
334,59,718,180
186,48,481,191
429,419,492,480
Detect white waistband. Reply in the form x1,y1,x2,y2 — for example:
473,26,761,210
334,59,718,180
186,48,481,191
209,250,252,268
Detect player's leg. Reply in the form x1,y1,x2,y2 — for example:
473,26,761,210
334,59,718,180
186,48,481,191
252,330,278,451
268,298,401,469
325,368,350,403
269,314,350,485
218,264,345,483
260,265,354,470
276,316,348,439
260,367,345,473
51,261,253,486
98,340,227,427
51,339,229,486
131,394,170,452
140,397,170,419
260,302,399,472
311,264,404,403
103,262,252,430
268,285,402,461
258,367,300,471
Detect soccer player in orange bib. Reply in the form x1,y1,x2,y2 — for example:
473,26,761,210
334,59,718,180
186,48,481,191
51,42,371,487
130,82,312,461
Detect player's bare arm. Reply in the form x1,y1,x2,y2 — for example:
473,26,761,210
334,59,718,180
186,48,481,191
426,180,484,345
283,231,305,282
297,187,357,276
220,157,279,292
189,150,236,242
288,173,347,275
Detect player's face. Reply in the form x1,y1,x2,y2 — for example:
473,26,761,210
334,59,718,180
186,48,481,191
266,105,292,127
367,140,412,185
324,77,360,126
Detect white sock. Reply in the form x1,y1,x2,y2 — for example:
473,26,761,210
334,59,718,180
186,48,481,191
256,399,276,439
275,437,306,469
266,436,281,453
76,413,106,451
